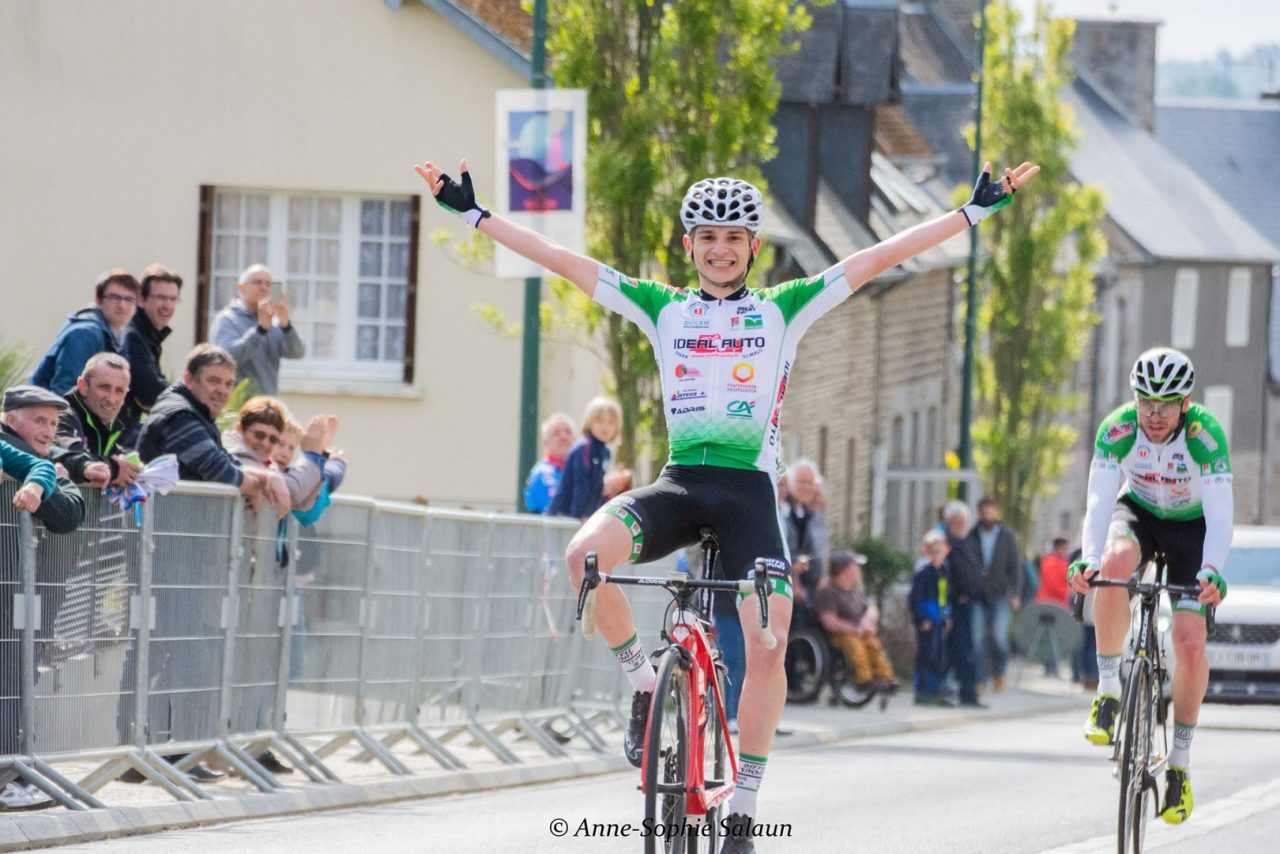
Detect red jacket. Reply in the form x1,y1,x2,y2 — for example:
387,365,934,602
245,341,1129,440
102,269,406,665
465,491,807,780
1037,553,1071,608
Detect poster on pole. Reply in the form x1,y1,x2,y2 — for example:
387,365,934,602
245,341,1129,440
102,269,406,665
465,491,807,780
494,88,588,279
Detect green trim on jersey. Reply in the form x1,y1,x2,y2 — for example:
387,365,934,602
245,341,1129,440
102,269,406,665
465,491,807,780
617,275,689,326
1094,402,1232,521
757,276,832,324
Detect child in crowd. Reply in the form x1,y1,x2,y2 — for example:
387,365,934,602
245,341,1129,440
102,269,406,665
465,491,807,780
273,417,346,525
549,396,621,521
909,530,953,707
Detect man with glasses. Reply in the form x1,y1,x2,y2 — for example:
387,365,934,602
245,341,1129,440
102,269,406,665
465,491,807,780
1067,347,1232,826
32,269,139,395
210,264,306,396
122,264,183,436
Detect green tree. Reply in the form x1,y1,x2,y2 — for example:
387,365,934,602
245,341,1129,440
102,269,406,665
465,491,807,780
965,2,1107,542
850,535,913,612
542,0,816,468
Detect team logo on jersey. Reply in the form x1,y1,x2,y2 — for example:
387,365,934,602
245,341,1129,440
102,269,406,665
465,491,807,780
1214,459,1229,473
731,363,755,383
1104,421,1135,443
674,364,701,380
670,405,706,415
689,302,707,317
1187,421,1201,438
736,304,758,315
1191,423,1219,453
683,318,711,329
670,389,706,402
673,334,766,356
730,316,741,329
743,314,763,329
726,400,756,418
1137,447,1149,460
620,275,639,288
768,361,791,447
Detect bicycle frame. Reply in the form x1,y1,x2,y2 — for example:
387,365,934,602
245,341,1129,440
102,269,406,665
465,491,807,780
576,535,775,828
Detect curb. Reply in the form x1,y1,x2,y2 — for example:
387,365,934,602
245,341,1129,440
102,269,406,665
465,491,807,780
0,695,1080,850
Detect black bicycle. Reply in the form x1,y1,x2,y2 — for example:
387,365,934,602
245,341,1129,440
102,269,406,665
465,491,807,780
1075,559,1213,854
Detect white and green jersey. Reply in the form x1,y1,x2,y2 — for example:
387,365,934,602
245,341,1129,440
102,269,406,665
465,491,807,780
592,263,851,476
1081,402,1234,571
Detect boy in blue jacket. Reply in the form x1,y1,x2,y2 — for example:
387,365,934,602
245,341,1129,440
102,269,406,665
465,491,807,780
910,530,953,707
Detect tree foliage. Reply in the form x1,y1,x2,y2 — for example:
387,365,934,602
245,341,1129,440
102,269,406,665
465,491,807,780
850,534,914,613
544,0,815,468
965,1,1107,543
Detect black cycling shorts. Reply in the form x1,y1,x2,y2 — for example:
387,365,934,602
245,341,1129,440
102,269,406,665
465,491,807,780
1110,494,1206,599
600,465,790,589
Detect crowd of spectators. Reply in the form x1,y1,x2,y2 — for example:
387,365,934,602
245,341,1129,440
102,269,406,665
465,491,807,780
1,263,338,809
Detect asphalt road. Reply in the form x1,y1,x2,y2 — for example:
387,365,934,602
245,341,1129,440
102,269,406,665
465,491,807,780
56,701,1280,854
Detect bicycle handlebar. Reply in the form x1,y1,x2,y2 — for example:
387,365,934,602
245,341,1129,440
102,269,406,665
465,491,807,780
1071,574,1206,622
575,553,776,649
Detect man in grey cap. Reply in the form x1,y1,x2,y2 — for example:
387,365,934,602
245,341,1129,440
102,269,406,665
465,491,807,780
1,386,91,534
0,387,86,811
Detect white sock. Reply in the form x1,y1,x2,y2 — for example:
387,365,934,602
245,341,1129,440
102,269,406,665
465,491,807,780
612,634,657,694
729,753,767,818
1167,720,1195,769
1097,654,1122,698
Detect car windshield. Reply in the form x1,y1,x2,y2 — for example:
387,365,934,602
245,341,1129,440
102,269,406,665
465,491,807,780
1224,546,1280,588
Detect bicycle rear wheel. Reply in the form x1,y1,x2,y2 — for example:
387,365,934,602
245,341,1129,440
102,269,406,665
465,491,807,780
646,651,690,854
1117,662,1154,854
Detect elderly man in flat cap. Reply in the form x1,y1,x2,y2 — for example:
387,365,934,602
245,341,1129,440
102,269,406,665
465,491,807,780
0,386,87,811
1,385,87,534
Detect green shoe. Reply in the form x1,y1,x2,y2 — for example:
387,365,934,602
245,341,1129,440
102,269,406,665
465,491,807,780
1161,766,1193,824
1083,695,1121,746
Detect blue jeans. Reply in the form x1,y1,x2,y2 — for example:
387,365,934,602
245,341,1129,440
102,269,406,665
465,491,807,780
972,597,1013,683
712,612,745,722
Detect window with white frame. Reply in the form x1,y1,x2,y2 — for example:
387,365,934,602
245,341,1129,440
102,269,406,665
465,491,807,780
1225,267,1251,347
201,187,417,384
1203,385,1233,443
1171,268,1199,349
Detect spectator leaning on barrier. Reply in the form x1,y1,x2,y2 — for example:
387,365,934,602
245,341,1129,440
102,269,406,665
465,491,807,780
0,386,87,533
121,264,182,433
223,396,342,517
0,393,75,812
209,264,305,396
55,353,142,489
272,418,347,525
524,412,575,514
136,343,269,507
31,269,140,396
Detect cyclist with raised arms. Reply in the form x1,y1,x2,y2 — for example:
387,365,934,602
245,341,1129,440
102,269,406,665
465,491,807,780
415,156,1038,852
1068,347,1232,826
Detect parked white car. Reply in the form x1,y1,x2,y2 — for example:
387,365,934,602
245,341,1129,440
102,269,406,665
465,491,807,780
1205,525,1280,704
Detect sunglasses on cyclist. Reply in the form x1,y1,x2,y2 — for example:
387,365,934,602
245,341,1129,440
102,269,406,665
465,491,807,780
1134,397,1184,418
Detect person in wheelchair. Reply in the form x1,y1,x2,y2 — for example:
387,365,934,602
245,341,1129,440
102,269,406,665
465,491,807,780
814,550,899,694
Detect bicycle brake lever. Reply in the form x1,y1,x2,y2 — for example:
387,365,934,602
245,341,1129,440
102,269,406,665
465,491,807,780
577,553,603,638
753,559,776,650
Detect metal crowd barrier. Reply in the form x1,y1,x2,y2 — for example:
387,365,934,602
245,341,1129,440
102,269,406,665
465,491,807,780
0,481,684,808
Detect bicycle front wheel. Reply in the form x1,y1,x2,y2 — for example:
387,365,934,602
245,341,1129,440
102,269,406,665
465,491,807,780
688,661,728,854
1118,661,1155,854
645,651,690,854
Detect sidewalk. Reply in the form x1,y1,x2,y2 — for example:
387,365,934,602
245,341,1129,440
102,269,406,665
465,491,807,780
0,671,1084,851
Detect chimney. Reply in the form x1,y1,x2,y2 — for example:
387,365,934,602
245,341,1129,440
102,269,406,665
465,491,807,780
1069,17,1160,132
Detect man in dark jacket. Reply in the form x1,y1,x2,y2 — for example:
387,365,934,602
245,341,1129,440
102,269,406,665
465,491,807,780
943,501,984,708
31,270,139,395
137,343,266,503
967,496,1023,692
120,264,181,440
0,385,89,810
56,353,141,487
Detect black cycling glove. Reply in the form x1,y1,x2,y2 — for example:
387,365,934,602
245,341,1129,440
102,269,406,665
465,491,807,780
435,169,491,227
959,169,1014,226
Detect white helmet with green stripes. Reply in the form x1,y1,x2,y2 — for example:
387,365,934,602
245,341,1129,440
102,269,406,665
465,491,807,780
1130,347,1195,399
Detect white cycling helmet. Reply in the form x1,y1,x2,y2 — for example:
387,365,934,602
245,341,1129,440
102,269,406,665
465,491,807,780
680,177,764,233
1130,347,1195,399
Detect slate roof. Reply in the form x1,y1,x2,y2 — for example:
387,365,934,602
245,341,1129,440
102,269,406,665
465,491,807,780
1156,98,1280,250
1064,78,1280,264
